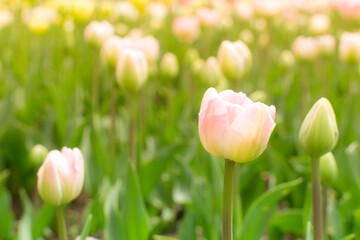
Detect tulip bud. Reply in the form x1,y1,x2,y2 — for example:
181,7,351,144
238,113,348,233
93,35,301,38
299,98,339,158
201,57,225,86
172,16,200,43
185,48,200,66
279,50,295,68
196,7,219,28
37,147,84,206
339,32,360,64
217,40,252,81
292,36,319,61
75,237,98,240
100,36,124,70
317,34,336,56
29,144,48,168
308,14,331,35
160,52,179,79
84,21,115,47
199,88,276,163
320,152,338,186
116,49,148,92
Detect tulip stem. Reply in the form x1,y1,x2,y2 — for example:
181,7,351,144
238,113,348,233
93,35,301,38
312,157,323,240
223,159,235,240
129,95,136,168
91,52,99,113
323,186,328,239
56,206,67,240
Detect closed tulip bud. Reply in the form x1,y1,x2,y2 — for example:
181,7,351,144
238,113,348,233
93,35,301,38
37,147,84,206
29,144,49,168
299,98,339,158
199,88,276,163
75,237,98,240
160,52,179,79
0,10,14,30
320,152,338,186
84,21,115,47
217,40,252,81
292,36,319,61
239,29,254,45
185,48,200,65
308,14,331,35
235,2,254,21
196,7,219,28
135,36,160,64
201,57,225,86
339,32,360,63
317,34,336,56
172,16,200,43
100,36,124,70
279,50,295,68
116,49,148,92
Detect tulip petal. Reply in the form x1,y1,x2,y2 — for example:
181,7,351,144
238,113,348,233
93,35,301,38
218,90,253,107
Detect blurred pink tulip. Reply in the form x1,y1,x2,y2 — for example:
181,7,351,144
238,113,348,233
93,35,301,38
172,16,200,43
198,88,276,163
339,32,360,63
84,20,115,47
37,147,84,206
196,7,219,28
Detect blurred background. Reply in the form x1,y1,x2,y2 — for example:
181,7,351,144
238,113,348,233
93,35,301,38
0,0,360,239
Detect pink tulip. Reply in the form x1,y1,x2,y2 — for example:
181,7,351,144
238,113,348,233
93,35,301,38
37,147,84,206
84,20,114,47
199,88,276,163
196,7,219,28
172,16,200,43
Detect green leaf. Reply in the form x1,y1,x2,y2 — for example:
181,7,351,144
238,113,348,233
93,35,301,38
104,181,124,240
80,214,93,240
123,163,150,240
18,189,33,240
153,235,178,240
240,178,303,240
32,204,55,239
0,170,14,239
340,234,356,240
268,209,303,239
305,221,313,240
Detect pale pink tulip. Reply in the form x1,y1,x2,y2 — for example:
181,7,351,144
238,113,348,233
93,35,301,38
196,7,219,28
199,88,276,163
37,147,84,206
84,20,115,47
339,32,360,63
172,16,200,43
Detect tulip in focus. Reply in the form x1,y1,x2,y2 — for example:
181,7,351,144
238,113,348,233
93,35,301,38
198,88,276,163
160,52,179,79
339,32,360,63
172,16,200,43
37,147,84,206
320,152,338,186
217,40,252,81
299,98,339,158
84,20,115,47
308,14,331,35
292,36,319,61
116,49,148,92
317,34,336,56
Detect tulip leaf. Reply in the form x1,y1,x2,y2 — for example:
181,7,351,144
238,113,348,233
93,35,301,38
123,163,150,240
80,214,93,240
268,209,303,239
104,181,124,240
340,234,356,240
305,221,313,240
18,189,33,240
239,178,303,239
0,170,14,239
32,204,55,239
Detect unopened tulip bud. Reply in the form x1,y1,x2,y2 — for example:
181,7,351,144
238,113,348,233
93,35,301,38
308,14,331,35
29,144,48,168
185,48,200,65
196,7,219,28
84,21,115,47
299,98,339,157
292,36,319,61
199,88,276,163
116,49,148,92
339,32,360,63
172,16,200,43
279,50,295,68
317,34,336,56
100,36,124,70
75,237,98,240
37,147,84,206
191,58,205,78
201,57,224,86
136,36,160,64
217,40,252,81
160,52,179,79
239,29,254,45
235,2,254,21
320,152,338,186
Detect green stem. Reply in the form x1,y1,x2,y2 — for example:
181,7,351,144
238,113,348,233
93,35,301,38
312,157,323,240
56,206,67,240
109,73,117,179
323,187,328,239
223,159,235,240
91,52,99,113
129,95,136,168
